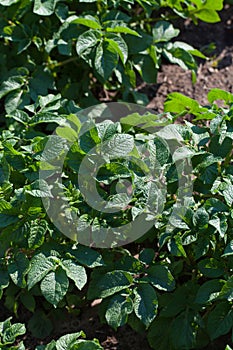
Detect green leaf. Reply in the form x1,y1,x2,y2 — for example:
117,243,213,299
74,340,103,349
26,179,53,198
147,265,175,291
139,249,155,265
204,198,228,214
208,88,233,104
207,302,233,340
2,323,26,344
40,267,69,307
96,163,131,184
56,332,85,350
209,214,228,238
33,0,58,16
0,0,20,5
87,270,133,299
68,245,104,268
198,258,224,278
105,34,128,64
27,253,57,290
170,311,197,349
76,29,101,57
96,120,119,141
164,92,200,113
133,54,157,83
0,200,12,212
28,220,48,249
219,276,233,301
163,45,197,74
6,110,29,125
8,252,30,288
195,279,225,304
223,183,233,206
192,207,209,228
105,294,133,329
30,113,66,126
5,89,28,114
79,122,101,153
71,15,102,30
133,284,158,328
153,21,179,42
20,291,36,312
195,9,221,23
0,76,24,99
222,240,233,256
0,269,9,290
61,260,87,290
106,26,141,37
28,310,53,339
0,213,18,228
94,41,119,80
148,317,172,349
56,126,78,143
102,134,134,157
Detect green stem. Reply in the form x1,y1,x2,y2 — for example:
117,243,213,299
53,57,79,68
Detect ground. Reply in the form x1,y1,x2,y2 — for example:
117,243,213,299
145,4,233,113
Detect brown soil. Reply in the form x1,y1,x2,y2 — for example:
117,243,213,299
144,4,233,113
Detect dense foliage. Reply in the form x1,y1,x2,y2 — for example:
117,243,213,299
1,0,233,350
0,0,222,113
1,88,233,349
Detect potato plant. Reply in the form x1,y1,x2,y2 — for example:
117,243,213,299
0,0,233,349
0,0,222,113
0,88,233,349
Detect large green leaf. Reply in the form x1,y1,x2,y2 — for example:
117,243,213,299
71,15,102,30
133,284,158,328
102,133,134,157
87,270,133,299
105,294,133,329
0,76,25,99
33,0,58,16
56,332,85,350
2,322,26,344
76,29,101,57
198,258,224,278
61,260,87,290
195,279,225,304
105,34,128,64
106,25,140,37
194,9,221,23
147,265,175,291
207,302,233,340
8,252,30,288
169,311,197,349
28,310,53,339
94,41,119,80
68,245,104,268
28,220,48,249
148,317,172,350
27,253,58,290
40,267,69,307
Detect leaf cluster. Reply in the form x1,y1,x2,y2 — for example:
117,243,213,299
0,0,223,113
0,89,233,348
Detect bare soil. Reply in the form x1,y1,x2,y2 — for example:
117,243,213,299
145,4,233,113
